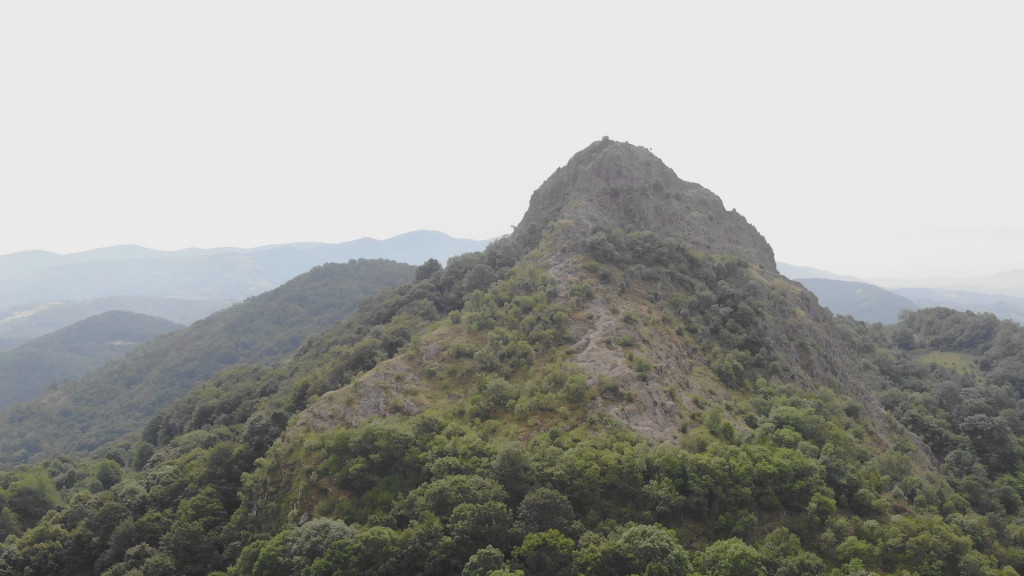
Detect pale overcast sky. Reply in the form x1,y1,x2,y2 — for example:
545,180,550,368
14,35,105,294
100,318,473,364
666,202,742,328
2,2,1022,280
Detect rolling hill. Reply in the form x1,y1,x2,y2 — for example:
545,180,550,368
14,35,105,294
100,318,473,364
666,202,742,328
793,278,918,324
0,311,182,413
0,296,227,352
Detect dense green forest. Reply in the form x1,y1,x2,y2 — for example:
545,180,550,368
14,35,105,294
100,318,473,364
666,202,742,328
1,235,1023,575
1,141,1023,576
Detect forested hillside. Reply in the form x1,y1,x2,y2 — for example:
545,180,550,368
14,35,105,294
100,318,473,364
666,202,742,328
0,259,416,465
0,311,182,413
1,141,1022,576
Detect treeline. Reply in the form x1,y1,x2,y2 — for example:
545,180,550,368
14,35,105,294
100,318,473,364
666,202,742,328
4,377,1017,575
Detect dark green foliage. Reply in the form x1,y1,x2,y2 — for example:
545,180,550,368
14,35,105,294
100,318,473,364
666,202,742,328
95,459,123,490
513,487,575,536
572,524,691,576
898,308,1002,353
617,524,692,575
5,299,1024,576
512,529,574,576
462,545,509,576
697,537,764,576
866,309,1024,476
3,519,70,576
308,524,403,576
416,258,443,282
227,518,355,576
4,470,60,527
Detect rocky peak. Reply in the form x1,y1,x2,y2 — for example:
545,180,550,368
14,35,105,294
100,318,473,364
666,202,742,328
512,138,776,270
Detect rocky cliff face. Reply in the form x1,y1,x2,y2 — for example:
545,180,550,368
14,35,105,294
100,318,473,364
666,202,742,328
513,138,776,271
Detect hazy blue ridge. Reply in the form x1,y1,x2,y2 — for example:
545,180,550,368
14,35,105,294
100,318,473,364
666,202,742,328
0,230,491,311
794,278,918,324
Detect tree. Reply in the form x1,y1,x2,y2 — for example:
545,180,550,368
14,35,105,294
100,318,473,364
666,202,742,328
308,525,403,576
6,470,60,527
160,487,229,576
161,519,224,576
96,458,124,490
512,530,574,576
241,411,289,457
697,538,765,576
514,487,575,536
290,517,355,565
617,524,691,576
462,545,509,576
403,474,507,519
491,442,535,504
449,501,514,561
7,520,68,576
416,258,443,282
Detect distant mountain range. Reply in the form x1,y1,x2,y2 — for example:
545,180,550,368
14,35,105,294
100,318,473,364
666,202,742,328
778,263,1024,323
0,231,490,349
874,269,1024,298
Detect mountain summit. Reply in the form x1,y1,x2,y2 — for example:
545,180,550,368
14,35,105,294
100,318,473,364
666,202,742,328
513,138,776,270
278,139,876,451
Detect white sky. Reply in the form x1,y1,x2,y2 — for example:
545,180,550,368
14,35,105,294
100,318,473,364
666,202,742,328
2,2,1022,280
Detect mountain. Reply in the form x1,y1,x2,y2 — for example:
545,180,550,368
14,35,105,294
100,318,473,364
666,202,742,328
777,262,862,282
793,278,918,324
0,259,416,464
0,311,182,412
779,263,1024,324
207,141,920,566
3,140,1024,576
0,296,228,352
0,230,490,312
874,269,1024,298
891,287,1024,324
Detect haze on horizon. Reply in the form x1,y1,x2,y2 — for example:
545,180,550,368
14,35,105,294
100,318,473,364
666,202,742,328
2,2,1022,281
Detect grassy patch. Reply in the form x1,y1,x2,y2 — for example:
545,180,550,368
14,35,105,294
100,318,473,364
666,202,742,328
912,350,976,372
